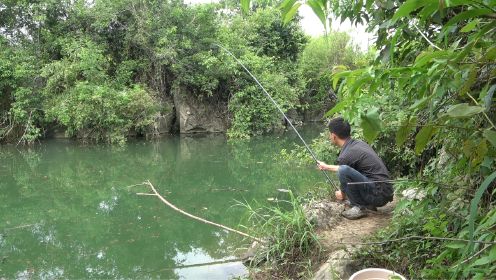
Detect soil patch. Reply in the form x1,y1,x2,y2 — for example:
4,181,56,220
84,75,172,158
313,199,397,279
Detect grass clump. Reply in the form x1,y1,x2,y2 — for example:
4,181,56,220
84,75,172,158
238,190,323,279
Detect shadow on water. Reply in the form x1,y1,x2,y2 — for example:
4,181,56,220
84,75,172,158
0,125,327,279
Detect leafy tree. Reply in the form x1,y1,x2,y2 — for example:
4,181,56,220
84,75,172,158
299,32,369,117
281,0,496,278
217,6,307,137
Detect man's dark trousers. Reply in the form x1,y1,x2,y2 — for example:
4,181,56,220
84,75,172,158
337,165,390,207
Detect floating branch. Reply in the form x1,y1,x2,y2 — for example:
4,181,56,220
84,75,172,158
4,223,37,231
160,258,243,271
137,180,262,242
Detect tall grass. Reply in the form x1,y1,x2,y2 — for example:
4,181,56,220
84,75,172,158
238,190,322,278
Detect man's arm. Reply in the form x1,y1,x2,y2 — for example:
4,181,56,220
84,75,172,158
316,161,345,201
317,161,339,172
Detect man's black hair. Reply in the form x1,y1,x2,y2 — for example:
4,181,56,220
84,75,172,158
328,117,351,139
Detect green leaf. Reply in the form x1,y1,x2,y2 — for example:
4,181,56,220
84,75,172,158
419,1,438,21
240,0,250,15
414,51,451,67
279,0,297,15
396,116,417,146
446,242,466,249
331,70,351,89
483,129,496,148
484,46,496,61
443,9,492,29
282,3,302,25
307,0,326,27
483,84,495,111
472,256,492,266
360,108,382,143
446,103,484,118
467,171,496,254
324,100,347,118
392,0,428,22
415,124,436,154
473,139,488,166
463,139,476,158
409,96,430,110
460,19,479,33
459,66,478,96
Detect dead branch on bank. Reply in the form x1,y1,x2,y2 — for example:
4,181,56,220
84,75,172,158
330,235,496,246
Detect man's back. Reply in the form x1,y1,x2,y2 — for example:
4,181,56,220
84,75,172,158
337,138,390,183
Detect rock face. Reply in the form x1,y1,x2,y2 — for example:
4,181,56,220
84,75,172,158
303,199,345,230
146,96,175,136
153,112,175,134
173,89,228,133
313,249,357,280
284,108,304,126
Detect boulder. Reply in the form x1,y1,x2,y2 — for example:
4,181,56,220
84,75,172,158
313,249,357,280
241,241,265,266
173,89,227,133
303,199,345,230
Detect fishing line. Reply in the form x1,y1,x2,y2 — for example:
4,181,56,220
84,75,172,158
212,43,339,191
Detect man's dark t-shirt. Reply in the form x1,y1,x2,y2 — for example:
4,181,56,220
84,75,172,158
337,138,394,200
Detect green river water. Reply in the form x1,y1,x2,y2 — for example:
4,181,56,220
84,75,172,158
0,125,328,279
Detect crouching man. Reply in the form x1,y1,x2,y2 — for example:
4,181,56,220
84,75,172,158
317,117,394,220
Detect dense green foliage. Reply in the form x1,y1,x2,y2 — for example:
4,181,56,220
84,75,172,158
279,0,496,278
219,7,307,138
298,33,371,118
0,0,330,143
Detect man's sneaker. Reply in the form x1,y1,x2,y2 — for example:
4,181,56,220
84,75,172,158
338,200,351,206
363,205,377,212
341,206,367,220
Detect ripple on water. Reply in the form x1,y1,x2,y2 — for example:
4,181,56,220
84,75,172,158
98,195,119,214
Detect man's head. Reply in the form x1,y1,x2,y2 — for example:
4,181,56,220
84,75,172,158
328,117,351,146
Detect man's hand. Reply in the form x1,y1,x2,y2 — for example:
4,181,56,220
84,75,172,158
316,161,339,172
335,190,345,201
316,160,328,171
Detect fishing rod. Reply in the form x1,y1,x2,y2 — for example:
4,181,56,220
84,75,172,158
346,179,410,185
213,43,339,191
346,178,450,186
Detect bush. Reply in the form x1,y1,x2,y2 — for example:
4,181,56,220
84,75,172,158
227,53,299,138
46,83,158,144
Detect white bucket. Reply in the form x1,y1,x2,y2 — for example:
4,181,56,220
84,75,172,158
349,268,407,280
